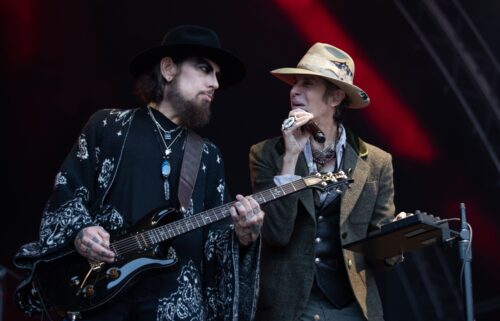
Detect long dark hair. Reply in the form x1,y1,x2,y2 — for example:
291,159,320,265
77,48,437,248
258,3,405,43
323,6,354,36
134,62,165,104
134,55,186,104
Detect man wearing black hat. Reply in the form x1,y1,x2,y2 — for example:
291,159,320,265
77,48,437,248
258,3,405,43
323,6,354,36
13,25,262,321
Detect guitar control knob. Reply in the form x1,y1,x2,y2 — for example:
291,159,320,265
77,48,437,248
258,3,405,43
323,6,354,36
106,268,120,280
69,276,80,287
83,285,95,298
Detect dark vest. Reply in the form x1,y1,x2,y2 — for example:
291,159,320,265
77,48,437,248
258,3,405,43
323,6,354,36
313,193,355,308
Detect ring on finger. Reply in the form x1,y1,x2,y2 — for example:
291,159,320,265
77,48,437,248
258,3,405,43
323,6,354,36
281,116,296,130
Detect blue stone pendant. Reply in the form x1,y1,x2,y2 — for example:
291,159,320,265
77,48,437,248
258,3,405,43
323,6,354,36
161,159,171,178
163,179,170,201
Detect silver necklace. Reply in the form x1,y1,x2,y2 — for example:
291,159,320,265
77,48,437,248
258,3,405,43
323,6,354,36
147,107,185,200
147,106,182,140
311,139,336,169
311,126,340,170
147,106,184,158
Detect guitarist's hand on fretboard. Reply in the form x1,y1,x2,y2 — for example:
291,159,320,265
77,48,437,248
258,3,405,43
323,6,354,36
230,194,264,246
74,226,116,263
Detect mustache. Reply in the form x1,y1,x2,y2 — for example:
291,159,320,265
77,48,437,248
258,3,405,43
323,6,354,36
199,90,215,99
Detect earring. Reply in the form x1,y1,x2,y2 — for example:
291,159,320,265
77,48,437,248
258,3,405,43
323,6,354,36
166,76,172,82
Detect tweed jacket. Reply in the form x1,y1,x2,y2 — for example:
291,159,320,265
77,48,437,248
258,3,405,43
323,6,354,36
250,130,395,321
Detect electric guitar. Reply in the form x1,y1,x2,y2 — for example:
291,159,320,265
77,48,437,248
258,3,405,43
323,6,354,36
31,171,352,316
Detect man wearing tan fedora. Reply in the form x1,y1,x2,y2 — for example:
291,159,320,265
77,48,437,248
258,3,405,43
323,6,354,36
13,25,262,321
250,43,405,320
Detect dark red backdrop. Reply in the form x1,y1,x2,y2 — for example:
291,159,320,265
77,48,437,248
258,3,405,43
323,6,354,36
2,1,499,320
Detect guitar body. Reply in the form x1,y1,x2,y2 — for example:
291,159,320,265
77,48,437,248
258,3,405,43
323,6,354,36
33,208,180,314
27,171,350,316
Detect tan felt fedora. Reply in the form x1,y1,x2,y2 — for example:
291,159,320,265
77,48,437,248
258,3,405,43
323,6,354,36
271,42,370,108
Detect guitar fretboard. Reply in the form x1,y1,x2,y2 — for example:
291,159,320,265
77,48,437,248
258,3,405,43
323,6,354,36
110,178,308,256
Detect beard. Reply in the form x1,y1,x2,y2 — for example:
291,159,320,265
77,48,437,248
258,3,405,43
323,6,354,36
165,79,211,128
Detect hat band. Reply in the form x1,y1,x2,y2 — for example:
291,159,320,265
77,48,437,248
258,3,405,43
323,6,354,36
297,57,354,84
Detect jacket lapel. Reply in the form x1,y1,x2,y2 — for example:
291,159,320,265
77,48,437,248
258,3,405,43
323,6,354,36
340,142,369,225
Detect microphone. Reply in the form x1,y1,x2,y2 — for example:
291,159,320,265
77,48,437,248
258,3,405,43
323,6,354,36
302,121,325,143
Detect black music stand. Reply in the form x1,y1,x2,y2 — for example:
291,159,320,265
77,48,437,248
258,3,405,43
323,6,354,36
343,212,454,259
343,206,474,321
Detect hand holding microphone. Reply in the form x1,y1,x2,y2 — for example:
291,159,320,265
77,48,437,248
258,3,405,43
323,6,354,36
280,110,324,172
282,113,325,143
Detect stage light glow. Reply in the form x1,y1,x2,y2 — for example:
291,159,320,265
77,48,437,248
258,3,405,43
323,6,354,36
274,0,437,162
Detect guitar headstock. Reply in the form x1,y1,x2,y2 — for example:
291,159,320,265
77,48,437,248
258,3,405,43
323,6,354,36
302,171,353,192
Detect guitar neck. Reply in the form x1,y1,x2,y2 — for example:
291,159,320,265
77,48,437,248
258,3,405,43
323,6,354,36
137,178,308,247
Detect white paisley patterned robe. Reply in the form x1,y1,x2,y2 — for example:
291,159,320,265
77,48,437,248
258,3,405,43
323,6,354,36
13,108,260,321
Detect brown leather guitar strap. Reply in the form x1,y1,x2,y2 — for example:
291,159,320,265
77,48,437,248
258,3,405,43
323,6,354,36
178,129,203,213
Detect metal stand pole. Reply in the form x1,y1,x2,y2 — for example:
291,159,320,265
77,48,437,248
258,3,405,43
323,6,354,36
458,203,474,321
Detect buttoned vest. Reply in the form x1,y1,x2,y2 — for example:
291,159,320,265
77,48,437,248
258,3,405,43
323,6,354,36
314,193,355,308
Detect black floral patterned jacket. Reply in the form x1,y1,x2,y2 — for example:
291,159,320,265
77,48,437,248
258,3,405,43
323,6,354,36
13,108,260,321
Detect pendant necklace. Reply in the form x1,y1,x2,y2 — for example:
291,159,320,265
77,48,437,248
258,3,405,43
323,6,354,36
312,126,339,172
148,109,182,140
147,106,185,200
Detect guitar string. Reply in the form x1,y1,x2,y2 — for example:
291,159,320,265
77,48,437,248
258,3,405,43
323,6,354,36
112,189,320,255
111,182,308,255
111,202,236,254
110,182,307,255
110,182,311,255
110,179,317,255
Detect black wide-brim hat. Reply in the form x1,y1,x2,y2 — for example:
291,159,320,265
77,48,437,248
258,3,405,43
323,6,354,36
130,25,245,88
